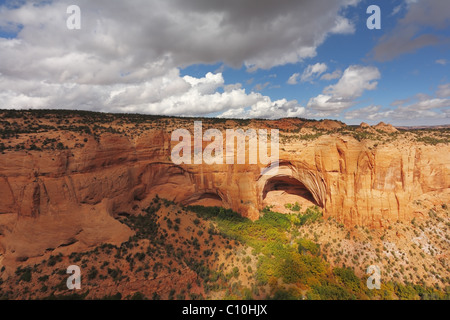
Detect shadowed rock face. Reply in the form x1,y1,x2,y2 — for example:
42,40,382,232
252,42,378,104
0,127,449,264
262,175,318,206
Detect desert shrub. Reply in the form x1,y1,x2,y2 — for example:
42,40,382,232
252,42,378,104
134,252,146,261
88,266,98,280
259,210,291,230
152,292,160,300
16,267,32,283
130,291,146,300
294,206,322,226
416,136,449,145
123,203,160,240
394,283,418,300
43,291,89,300
312,282,356,300
107,268,122,281
38,275,49,282
298,238,321,256
101,292,122,300
269,289,299,300
285,202,301,212
47,253,63,266
232,267,240,278
333,267,361,293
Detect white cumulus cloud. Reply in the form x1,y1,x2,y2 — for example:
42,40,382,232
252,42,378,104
345,84,450,125
0,0,361,117
320,69,342,81
437,83,450,98
287,73,300,85
307,65,380,115
301,63,328,83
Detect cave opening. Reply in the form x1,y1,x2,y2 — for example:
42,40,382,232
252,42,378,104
262,175,319,213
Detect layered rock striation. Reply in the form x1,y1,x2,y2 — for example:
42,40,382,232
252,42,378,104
0,120,448,263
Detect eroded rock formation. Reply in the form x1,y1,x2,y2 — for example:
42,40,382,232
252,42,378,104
0,120,448,265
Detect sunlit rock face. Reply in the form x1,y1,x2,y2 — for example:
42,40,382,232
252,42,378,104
0,120,449,263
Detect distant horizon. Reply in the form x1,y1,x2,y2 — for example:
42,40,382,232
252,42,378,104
1,107,449,128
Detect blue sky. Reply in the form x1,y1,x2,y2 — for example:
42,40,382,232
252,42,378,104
0,0,449,125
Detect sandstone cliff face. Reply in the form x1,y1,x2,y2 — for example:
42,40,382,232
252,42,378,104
0,128,449,263
297,136,448,228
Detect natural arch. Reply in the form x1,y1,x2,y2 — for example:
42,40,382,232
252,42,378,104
262,175,319,213
257,162,325,214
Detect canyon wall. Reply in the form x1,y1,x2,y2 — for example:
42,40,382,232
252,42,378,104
0,130,449,263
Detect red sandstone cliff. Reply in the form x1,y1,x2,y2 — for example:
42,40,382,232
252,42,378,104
0,116,448,264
